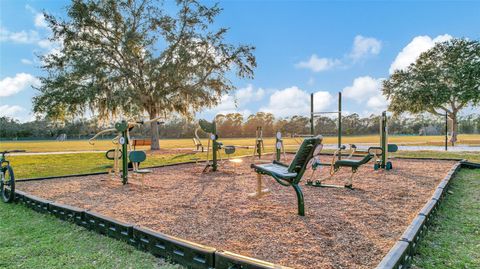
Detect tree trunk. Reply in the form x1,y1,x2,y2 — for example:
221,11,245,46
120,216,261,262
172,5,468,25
149,112,160,150
449,113,458,146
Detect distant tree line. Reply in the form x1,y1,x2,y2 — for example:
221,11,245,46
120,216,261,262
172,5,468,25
1,112,479,140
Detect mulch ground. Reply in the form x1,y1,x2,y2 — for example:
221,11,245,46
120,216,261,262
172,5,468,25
17,155,455,269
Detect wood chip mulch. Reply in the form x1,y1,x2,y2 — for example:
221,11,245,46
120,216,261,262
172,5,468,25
17,155,455,269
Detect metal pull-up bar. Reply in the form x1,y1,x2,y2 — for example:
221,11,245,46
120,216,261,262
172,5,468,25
310,92,342,157
311,111,341,115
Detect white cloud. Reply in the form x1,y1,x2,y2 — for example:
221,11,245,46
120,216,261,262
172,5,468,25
295,54,340,72
313,91,334,112
0,73,40,97
343,76,388,114
296,35,381,72
343,76,383,101
26,4,49,30
235,84,265,104
202,85,265,117
0,105,25,117
389,34,452,74
34,13,48,29
349,35,382,60
0,26,39,44
260,86,333,117
21,59,33,65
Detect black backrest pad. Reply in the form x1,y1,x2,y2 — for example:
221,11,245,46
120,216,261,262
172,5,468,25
288,136,323,176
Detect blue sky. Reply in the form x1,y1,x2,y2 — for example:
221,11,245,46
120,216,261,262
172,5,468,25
1,0,479,122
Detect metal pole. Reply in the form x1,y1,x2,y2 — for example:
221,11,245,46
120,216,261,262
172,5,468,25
338,92,342,159
121,128,128,184
445,112,448,151
381,111,387,168
212,119,218,171
310,93,314,135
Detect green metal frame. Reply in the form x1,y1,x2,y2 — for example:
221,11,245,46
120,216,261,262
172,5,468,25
199,119,219,172
114,120,129,184
378,111,396,170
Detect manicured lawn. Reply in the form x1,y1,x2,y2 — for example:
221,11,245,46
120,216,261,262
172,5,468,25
412,169,480,269
0,202,179,269
5,147,479,180
8,147,258,179
395,150,480,163
2,134,480,152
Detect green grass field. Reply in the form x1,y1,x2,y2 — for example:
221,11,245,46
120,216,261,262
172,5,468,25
4,148,479,180
0,145,478,268
1,134,480,153
412,169,480,269
0,202,179,269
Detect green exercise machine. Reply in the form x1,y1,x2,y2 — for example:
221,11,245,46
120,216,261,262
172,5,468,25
306,111,397,189
250,136,323,215
275,131,286,162
252,126,265,160
90,117,163,184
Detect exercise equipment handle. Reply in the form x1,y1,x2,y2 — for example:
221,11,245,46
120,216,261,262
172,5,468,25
129,116,164,127
89,128,117,145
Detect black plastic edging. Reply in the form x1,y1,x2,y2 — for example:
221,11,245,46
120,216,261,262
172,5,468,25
376,161,467,269
17,171,109,182
134,225,216,269
215,251,292,269
12,189,289,269
461,161,480,169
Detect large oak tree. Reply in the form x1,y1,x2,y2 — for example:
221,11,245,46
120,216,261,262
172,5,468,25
383,38,480,145
34,0,256,149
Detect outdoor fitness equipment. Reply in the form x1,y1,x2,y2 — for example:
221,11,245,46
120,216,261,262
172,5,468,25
199,119,221,172
310,91,343,158
306,145,384,189
252,126,265,159
192,126,204,152
250,136,323,216
311,91,396,169
345,111,397,170
306,111,397,189
198,119,245,172
275,131,286,162
89,117,163,184
1,150,25,203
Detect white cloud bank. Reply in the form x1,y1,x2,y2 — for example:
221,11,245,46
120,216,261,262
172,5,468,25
205,84,265,117
0,26,39,44
342,76,388,114
0,73,40,97
296,35,382,72
0,105,25,118
260,87,333,117
389,34,452,74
